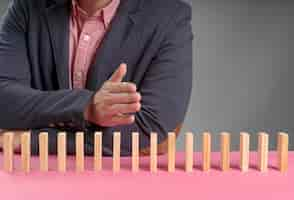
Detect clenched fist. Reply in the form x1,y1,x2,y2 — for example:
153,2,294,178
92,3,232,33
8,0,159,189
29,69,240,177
84,64,142,127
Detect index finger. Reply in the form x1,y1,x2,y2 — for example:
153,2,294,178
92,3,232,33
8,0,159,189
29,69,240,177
104,82,137,93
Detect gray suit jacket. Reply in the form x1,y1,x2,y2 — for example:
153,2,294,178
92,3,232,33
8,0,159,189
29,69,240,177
0,0,193,156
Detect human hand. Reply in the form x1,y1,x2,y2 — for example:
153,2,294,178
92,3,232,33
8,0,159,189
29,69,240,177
84,64,141,127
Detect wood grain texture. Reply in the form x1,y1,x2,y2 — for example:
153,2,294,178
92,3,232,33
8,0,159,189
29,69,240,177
58,132,67,172
277,132,288,172
221,132,231,171
3,132,14,172
185,132,194,172
39,132,48,172
258,132,269,172
75,132,84,172
150,132,158,173
132,132,139,172
202,132,211,171
240,132,250,172
113,132,121,173
21,132,31,173
94,132,102,171
168,132,176,172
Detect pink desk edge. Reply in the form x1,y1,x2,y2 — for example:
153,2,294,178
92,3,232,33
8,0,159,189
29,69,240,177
0,152,293,200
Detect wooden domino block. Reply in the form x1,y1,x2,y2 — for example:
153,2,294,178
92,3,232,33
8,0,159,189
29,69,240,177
132,132,139,172
94,132,102,171
3,132,14,172
185,132,194,172
277,132,288,172
202,132,211,171
75,132,84,172
258,132,269,172
113,132,121,172
240,132,250,172
39,132,48,172
150,132,158,173
21,132,31,173
220,132,231,171
168,132,176,172
57,132,67,172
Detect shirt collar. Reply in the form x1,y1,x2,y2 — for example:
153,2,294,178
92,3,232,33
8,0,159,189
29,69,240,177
72,0,120,27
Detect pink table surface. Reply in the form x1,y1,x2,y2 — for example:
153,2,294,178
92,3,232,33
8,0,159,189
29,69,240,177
0,152,293,200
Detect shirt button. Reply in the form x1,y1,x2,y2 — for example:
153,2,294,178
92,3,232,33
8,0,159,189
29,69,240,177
58,123,65,127
49,123,55,128
76,72,82,80
83,34,90,42
68,123,75,127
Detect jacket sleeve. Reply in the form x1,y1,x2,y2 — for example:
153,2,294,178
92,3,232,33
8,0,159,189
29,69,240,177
0,0,94,129
94,3,193,155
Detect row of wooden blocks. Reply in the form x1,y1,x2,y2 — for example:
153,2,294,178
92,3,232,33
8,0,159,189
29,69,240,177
1,131,289,173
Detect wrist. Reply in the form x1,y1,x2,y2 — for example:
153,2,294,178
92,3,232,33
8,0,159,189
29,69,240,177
83,102,94,122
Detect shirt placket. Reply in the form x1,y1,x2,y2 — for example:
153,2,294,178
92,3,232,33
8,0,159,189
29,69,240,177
73,21,92,89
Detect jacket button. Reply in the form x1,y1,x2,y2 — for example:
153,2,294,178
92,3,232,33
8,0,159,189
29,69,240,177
68,123,75,127
49,124,55,128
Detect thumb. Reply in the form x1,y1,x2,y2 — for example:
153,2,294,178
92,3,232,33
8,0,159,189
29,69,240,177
109,63,127,83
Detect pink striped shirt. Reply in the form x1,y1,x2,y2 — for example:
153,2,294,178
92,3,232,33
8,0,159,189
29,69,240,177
69,0,120,89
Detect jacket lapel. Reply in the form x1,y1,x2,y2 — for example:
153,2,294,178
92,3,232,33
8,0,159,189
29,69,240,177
86,0,142,90
44,0,70,89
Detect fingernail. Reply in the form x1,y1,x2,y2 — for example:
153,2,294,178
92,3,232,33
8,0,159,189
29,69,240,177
121,63,127,69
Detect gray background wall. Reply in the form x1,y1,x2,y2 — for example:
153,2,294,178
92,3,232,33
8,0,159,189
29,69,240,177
180,0,293,151
0,0,293,151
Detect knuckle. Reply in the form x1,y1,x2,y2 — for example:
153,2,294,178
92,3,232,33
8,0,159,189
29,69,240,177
121,82,129,90
128,94,136,101
129,84,137,91
131,103,141,111
103,81,112,90
123,82,136,91
129,83,137,91
135,93,141,101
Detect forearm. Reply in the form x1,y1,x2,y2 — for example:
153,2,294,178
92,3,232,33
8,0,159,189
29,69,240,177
0,80,94,129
